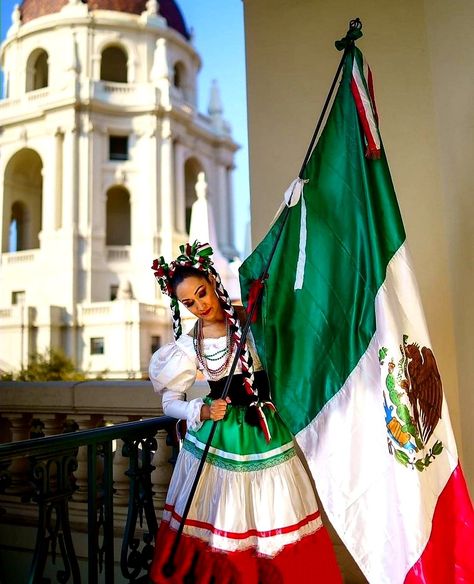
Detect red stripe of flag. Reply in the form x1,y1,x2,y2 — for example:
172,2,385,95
364,59,379,124
404,464,474,583
350,77,381,159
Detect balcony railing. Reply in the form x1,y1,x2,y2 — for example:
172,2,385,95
91,81,159,109
2,249,40,265
0,414,179,584
107,246,130,263
0,380,211,583
0,86,75,124
0,380,368,583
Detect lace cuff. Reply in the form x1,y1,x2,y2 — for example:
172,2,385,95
186,397,205,431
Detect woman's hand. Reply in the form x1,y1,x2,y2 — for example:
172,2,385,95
201,397,231,421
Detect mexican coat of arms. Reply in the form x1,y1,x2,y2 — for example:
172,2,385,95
379,335,444,471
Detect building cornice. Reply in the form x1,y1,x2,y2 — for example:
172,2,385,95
1,10,201,70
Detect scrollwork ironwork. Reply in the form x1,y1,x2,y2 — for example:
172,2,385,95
28,451,81,584
0,416,179,582
120,433,159,582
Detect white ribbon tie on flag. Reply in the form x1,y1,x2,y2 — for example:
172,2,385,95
281,178,308,291
294,192,307,290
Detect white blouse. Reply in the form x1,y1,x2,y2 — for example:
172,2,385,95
149,332,263,430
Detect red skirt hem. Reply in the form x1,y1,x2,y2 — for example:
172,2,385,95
149,520,342,584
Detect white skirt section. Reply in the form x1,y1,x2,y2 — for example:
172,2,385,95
162,448,323,558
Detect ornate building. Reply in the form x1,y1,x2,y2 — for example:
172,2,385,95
0,0,239,378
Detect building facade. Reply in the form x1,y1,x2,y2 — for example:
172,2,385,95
0,0,239,378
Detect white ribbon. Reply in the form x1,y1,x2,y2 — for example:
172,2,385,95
294,190,307,290
284,177,306,207
268,177,309,291
270,177,308,226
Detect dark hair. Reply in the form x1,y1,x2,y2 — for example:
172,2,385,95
169,266,211,296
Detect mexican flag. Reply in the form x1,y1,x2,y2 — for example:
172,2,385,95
239,44,474,583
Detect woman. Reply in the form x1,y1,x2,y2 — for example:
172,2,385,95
149,241,341,583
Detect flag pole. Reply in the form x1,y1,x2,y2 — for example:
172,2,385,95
161,18,361,579
298,18,361,177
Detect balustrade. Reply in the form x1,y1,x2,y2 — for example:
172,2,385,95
149,427,174,514
0,380,193,583
91,81,158,108
4,250,38,264
2,413,32,496
107,246,130,262
109,416,134,510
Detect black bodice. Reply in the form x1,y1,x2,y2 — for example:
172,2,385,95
207,370,271,405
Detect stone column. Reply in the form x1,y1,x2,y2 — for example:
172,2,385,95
108,416,133,508
36,413,66,437
30,413,66,496
2,413,32,495
55,129,64,230
150,428,173,517
226,165,236,254
215,163,229,253
71,415,102,502
159,119,174,258
174,141,186,233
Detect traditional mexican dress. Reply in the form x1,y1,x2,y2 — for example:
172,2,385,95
148,333,341,584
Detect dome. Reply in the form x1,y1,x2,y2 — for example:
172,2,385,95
20,0,190,39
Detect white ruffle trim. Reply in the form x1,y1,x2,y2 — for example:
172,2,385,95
163,448,323,557
186,397,205,431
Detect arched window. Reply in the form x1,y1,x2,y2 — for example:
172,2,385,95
9,202,27,252
173,61,186,90
26,49,49,92
106,187,131,245
184,157,204,233
2,149,43,252
100,46,128,83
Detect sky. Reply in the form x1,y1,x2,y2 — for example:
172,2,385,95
0,0,250,256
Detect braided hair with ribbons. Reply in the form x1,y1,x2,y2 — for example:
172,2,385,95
152,242,213,340
151,241,274,442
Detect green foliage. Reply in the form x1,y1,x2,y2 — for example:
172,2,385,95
393,440,444,472
394,449,409,467
432,440,444,456
0,348,86,382
415,460,425,472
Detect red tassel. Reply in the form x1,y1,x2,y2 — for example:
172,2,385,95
257,407,272,443
365,146,381,159
246,279,266,323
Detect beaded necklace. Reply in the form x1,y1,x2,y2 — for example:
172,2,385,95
193,318,235,380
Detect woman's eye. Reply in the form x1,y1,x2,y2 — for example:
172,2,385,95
184,301,194,308
198,291,206,298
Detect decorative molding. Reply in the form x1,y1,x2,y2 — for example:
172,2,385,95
19,127,28,145
114,167,127,185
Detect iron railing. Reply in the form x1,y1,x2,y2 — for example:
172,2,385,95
0,416,179,584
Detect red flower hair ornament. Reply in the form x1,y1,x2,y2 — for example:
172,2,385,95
151,241,214,297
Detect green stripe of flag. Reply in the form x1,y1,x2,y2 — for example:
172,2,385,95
240,47,405,434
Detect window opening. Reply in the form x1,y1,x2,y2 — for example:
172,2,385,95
90,337,105,355
109,136,129,161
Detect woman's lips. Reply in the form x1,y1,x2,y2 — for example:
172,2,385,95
201,307,211,316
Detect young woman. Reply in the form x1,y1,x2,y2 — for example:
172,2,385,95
149,241,341,583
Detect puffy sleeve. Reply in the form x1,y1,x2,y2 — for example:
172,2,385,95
149,340,204,431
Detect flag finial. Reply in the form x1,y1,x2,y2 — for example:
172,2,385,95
335,18,363,51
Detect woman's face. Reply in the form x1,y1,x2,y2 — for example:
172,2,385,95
175,275,224,323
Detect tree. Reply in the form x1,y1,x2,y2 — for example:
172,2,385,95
0,348,86,381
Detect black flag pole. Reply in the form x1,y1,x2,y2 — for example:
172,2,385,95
161,18,361,579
